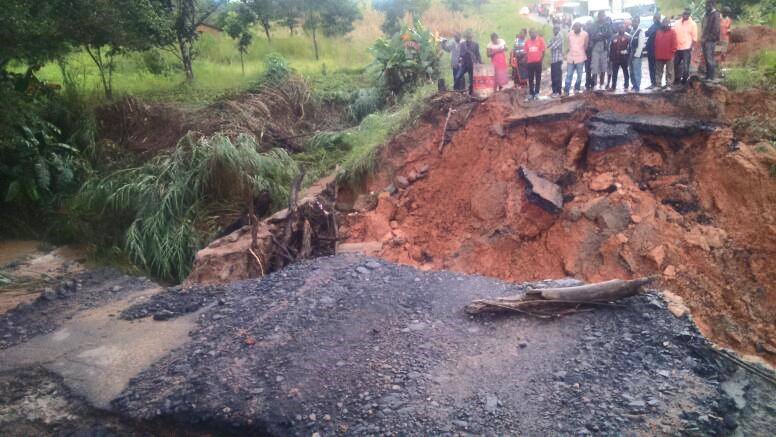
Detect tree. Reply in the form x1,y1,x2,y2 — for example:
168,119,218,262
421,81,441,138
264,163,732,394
282,0,303,35
303,0,362,61
0,0,72,71
170,0,226,82
63,0,172,99
248,0,278,41
373,0,430,36
224,4,256,74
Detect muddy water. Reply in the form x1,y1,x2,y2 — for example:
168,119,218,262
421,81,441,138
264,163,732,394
0,240,86,314
0,240,40,265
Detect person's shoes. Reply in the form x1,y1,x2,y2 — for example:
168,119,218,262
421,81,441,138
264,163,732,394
645,84,655,90
633,88,639,92
550,92,560,98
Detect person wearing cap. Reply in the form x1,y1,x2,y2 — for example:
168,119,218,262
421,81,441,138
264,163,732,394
673,9,698,84
701,0,722,80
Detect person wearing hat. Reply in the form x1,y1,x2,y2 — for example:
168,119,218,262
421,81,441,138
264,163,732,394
673,8,698,84
701,0,722,80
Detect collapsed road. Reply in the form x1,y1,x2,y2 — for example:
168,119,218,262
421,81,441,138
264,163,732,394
1,87,776,435
1,254,774,435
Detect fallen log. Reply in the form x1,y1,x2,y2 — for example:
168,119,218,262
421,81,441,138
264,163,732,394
465,277,655,316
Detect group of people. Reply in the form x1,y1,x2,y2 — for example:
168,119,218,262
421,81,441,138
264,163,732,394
441,0,732,100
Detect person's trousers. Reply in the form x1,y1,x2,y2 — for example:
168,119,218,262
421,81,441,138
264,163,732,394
564,62,584,93
655,59,674,86
674,49,691,83
702,41,717,80
585,58,593,88
647,52,656,86
550,61,562,94
463,64,474,94
527,62,542,96
630,57,643,90
452,66,465,91
611,58,629,89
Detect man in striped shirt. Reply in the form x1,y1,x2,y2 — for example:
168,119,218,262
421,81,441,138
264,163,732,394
549,25,564,97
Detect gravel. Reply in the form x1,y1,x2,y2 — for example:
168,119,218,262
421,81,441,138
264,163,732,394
109,254,776,435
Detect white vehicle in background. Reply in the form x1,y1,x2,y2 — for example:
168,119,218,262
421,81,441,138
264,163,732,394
572,15,594,27
610,11,633,29
519,6,530,15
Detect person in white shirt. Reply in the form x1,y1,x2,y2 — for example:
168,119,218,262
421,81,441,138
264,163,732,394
628,16,648,91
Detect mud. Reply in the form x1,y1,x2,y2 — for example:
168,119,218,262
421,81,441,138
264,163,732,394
341,87,776,366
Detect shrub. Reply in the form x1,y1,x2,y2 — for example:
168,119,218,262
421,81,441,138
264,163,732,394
73,134,299,282
347,87,385,122
370,20,442,96
263,53,292,83
0,73,86,213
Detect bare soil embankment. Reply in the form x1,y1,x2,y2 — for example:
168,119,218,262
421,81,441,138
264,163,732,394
340,86,776,366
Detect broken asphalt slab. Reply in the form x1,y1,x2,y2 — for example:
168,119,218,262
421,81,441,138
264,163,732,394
110,254,773,435
590,111,713,137
504,100,586,128
518,166,564,213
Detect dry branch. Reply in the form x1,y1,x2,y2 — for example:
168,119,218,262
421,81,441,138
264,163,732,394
465,277,655,316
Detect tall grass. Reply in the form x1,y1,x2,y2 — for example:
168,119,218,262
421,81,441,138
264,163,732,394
724,49,776,91
33,25,375,104
295,83,435,186
73,134,299,282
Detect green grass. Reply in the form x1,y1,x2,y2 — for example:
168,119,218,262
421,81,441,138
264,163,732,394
295,83,436,186
724,49,776,91
34,28,375,105
29,1,543,105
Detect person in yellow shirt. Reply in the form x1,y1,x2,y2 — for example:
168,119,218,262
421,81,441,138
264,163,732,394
673,9,698,84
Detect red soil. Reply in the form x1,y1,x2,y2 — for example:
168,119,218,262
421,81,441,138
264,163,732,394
341,88,776,365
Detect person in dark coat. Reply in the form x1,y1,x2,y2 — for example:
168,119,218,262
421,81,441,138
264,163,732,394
645,12,662,89
460,30,482,95
701,0,722,80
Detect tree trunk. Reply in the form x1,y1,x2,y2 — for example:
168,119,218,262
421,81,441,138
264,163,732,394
261,17,272,41
465,277,655,316
312,27,319,61
85,46,112,100
240,51,245,75
179,36,195,82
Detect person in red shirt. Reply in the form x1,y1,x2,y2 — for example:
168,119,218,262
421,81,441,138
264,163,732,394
654,18,678,88
524,28,546,101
